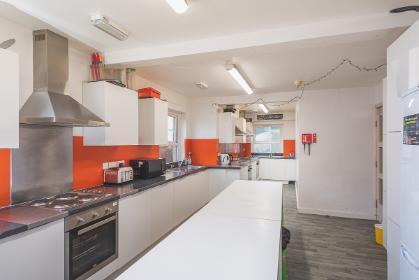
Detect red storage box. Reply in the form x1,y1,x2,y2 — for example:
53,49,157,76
138,87,161,99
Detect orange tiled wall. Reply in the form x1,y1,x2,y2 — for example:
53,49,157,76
0,149,10,207
241,143,252,158
283,140,296,157
73,136,160,190
185,139,219,166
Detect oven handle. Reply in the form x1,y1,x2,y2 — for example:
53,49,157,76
77,215,116,236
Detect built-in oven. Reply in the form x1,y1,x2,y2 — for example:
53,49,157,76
65,200,118,280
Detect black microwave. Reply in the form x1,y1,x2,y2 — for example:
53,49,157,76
130,158,166,179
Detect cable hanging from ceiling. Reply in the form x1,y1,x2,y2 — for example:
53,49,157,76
215,58,386,112
279,58,386,107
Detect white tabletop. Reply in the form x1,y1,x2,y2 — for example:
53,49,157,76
117,180,283,280
200,180,283,221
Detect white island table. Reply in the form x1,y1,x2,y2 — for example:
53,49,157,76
117,180,283,280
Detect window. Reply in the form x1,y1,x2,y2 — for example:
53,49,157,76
160,111,183,163
253,125,282,154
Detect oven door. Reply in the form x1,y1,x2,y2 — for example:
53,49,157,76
65,214,118,280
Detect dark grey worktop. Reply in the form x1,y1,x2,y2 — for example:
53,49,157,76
0,160,278,240
0,165,209,240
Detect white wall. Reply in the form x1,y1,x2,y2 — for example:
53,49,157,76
246,111,296,140
296,85,382,219
189,91,297,139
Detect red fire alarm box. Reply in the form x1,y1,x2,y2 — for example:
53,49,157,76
302,133,317,155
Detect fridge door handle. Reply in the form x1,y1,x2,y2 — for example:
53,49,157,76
401,245,419,271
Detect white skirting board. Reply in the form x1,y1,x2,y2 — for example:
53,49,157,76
297,207,376,220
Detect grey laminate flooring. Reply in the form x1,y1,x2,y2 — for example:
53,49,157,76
283,184,387,280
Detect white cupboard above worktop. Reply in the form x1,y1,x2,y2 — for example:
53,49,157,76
218,112,247,144
0,49,19,148
138,98,168,145
82,81,138,146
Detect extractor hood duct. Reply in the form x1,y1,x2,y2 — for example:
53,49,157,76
19,30,109,127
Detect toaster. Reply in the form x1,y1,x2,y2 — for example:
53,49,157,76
104,167,134,184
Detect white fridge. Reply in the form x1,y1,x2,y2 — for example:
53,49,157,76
400,86,419,279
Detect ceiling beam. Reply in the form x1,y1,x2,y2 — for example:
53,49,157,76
106,12,417,65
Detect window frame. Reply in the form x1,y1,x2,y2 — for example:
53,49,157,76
252,124,283,154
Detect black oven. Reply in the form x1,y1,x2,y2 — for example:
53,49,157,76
65,201,118,280
130,158,166,179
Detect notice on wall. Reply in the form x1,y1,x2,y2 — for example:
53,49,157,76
257,114,284,121
404,113,419,145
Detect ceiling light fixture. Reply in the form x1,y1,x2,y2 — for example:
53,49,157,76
226,64,254,95
166,0,189,14
91,14,129,41
258,103,269,114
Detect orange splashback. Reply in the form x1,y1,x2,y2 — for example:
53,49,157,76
185,139,219,166
0,149,10,207
283,140,296,157
73,136,159,190
241,143,252,158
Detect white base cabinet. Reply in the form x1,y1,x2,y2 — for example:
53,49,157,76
151,182,174,243
118,190,152,267
0,220,64,280
209,169,241,200
0,49,19,148
259,158,296,181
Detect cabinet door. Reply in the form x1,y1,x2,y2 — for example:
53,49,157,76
0,220,64,280
118,190,152,266
218,113,235,143
154,99,169,145
198,171,210,206
150,182,174,243
285,160,297,181
173,178,193,226
0,49,19,148
240,166,249,180
104,84,138,145
387,220,400,280
83,82,138,146
209,169,227,199
251,162,257,180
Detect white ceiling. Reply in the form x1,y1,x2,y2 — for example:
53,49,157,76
134,28,404,97
3,0,418,52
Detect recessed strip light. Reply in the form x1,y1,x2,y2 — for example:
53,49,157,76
166,0,189,14
258,103,269,114
226,65,254,95
91,14,129,41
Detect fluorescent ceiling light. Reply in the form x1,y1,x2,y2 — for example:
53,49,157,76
166,0,189,13
258,103,269,114
227,65,254,95
91,14,129,41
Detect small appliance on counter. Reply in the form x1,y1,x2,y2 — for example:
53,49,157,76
218,154,232,165
104,166,134,184
130,158,166,179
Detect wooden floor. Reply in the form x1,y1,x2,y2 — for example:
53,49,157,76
283,184,387,280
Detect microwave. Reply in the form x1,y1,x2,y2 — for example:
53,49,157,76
130,158,166,179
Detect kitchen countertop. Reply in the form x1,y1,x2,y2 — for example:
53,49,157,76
0,165,208,240
0,160,281,240
210,158,259,169
117,180,283,280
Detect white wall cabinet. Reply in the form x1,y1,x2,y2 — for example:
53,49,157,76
138,98,168,145
0,49,19,148
118,190,152,267
151,182,174,243
218,112,247,143
0,220,64,280
83,81,139,146
259,158,296,181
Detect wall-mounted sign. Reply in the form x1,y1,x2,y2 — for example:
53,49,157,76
257,114,284,121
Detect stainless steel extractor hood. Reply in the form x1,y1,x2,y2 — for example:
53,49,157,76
19,29,108,127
